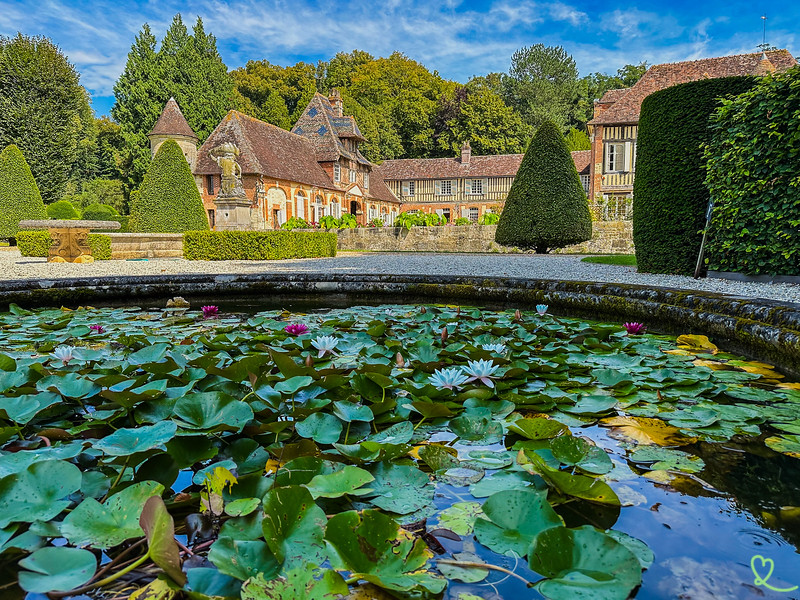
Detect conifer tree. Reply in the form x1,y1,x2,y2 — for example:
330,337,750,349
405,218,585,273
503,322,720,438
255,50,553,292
495,121,591,253
113,15,233,189
0,144,47,241
129,140,208,233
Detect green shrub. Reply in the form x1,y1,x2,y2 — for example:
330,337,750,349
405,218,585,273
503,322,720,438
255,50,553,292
339,214,357,228
478,212,500,225
704,67,800,276
0,144,47,241
319,216,340,229
184,230,338,260
394,212,445,228
368,218,384,227
129,140,209,233
632,76,756,274
17,231,111,259
46,199,80,220
81,179,126,214
495,120,591,253
281,217,311,230
82,203,120,220
454,217,471,226
564,127,591,151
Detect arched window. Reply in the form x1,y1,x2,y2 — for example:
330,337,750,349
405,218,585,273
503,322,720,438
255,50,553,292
295,191,306,220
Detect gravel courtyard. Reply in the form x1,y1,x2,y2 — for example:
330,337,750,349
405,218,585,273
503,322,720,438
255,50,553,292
2,249,798,304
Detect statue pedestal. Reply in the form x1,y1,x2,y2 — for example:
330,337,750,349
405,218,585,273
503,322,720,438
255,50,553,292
214,194,252,231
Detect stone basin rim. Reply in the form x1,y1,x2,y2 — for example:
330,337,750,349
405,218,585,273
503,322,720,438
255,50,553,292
18,219,122,230
1,271,799,377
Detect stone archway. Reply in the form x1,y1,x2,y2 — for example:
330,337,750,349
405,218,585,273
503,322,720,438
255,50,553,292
267,187,287,228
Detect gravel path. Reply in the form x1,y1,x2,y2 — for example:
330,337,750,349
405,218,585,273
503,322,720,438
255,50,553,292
2,249,799,304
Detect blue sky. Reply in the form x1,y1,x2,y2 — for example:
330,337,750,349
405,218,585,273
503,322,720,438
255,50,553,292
1,0,796,117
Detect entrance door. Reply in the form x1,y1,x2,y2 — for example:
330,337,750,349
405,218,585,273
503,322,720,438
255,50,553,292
272,209,281,228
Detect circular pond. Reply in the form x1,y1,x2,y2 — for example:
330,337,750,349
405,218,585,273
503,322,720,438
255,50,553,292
1,302,799,599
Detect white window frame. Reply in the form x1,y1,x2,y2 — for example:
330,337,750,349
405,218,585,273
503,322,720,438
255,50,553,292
295,192,305,219
407,181,415,197
364,172,370,189
469,207,479,222
349,168,357,183
334,163,341,182
580,175,590,195
469,179,483,195
604,143,626,173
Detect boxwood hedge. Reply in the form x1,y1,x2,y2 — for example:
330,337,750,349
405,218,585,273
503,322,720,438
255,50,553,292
704,67,800,276
495,120,591,253
17,231,112,259
184,230,338,260
0,144,47,241
632,76,756,274
129,140,209,233
46,199,80,220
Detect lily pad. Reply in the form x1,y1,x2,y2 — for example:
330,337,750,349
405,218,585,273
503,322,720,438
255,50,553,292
0,460,82,528
436,501,485,535
173,392,253,433
529,525,643,600
366,463,434,515
262,485,327,569
241,569,348,600
18,546,97,593
508,417,569,440
208,536,280,581
93,420,177,456
304,465,375,499
550,436,613,475
521,451,620,506
296,413,343,445
474,488,563,557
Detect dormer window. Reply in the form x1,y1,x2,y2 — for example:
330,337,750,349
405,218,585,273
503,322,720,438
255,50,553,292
334,163,341,182
349,169,357,183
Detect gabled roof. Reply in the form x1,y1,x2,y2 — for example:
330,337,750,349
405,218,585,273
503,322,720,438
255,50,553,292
195,111,335,189
597,88,629,105
378,151,591,180
291,93,367,162
589,49,797,125
149,97,197,140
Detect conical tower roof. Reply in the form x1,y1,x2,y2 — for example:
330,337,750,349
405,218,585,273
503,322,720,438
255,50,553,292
148,97,198,140
752,52,777,75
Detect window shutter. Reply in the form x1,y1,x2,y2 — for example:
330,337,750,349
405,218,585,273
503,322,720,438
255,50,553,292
461,207,470,218
603,145,611,173
278,209,286,225
435,209,443,216
435,180,442,196
464,179,472,195
323,205,330,217
452,179,458,195
624,142,632,172
402,182,409,196
482,178,489,195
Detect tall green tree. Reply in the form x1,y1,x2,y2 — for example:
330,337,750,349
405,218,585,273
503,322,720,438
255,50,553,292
113,15,233,189
564,128,591,151
495,121,591,253
502,45,583,133
0,144,47,241
0,34,93,203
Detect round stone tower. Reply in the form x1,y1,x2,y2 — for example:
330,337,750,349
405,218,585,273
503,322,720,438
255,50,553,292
147,97,198,170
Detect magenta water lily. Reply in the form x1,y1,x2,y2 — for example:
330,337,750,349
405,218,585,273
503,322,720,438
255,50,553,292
89,324,105,334
201,305,220,319
284,323,309,335
623,322,647,335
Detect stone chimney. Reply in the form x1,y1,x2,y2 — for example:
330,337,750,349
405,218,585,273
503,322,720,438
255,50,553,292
329,88,344,117
460,141,471,165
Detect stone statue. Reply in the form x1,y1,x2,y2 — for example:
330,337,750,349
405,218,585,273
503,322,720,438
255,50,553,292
210,143,244,198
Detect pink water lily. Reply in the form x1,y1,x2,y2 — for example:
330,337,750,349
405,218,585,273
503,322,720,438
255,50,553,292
284,323,309,336
623,322,647,335
201,305,220,319
89,324,105,334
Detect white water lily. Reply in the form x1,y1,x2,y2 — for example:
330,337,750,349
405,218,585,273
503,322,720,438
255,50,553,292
429,367,470,390
481,343,507,354
462,359,500,388
310,335,339,358
536,304,549,316
51,345,75,366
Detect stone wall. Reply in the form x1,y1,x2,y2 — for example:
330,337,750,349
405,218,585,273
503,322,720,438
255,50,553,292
107,233,183,260
337,222,633,254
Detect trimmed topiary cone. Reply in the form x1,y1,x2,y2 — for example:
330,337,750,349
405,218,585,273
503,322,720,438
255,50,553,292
495,121,591,253
0,144,47,241
129,139,209,233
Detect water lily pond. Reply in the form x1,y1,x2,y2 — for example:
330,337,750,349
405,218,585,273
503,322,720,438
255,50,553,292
1,302,800,600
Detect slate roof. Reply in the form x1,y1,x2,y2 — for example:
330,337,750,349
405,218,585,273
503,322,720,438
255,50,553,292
149,98,197,140
378,151,591,179
589,50,797,126
195,111,336,189
195,111,400,204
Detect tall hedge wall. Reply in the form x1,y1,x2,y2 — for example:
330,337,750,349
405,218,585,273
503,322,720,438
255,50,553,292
632,76,756,274
704,67,800,276
129,140,209,233
495,120,591,253
0,144,47,241
184,231,338,261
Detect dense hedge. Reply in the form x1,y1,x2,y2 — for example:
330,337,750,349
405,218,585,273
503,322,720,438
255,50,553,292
46,199,80,220
704,67,800,276
0,144,47,240
17,231,112,259
632,76,756,274
495,120,591,253
184,230,338,261
82,203,129,232
129,140,209,233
